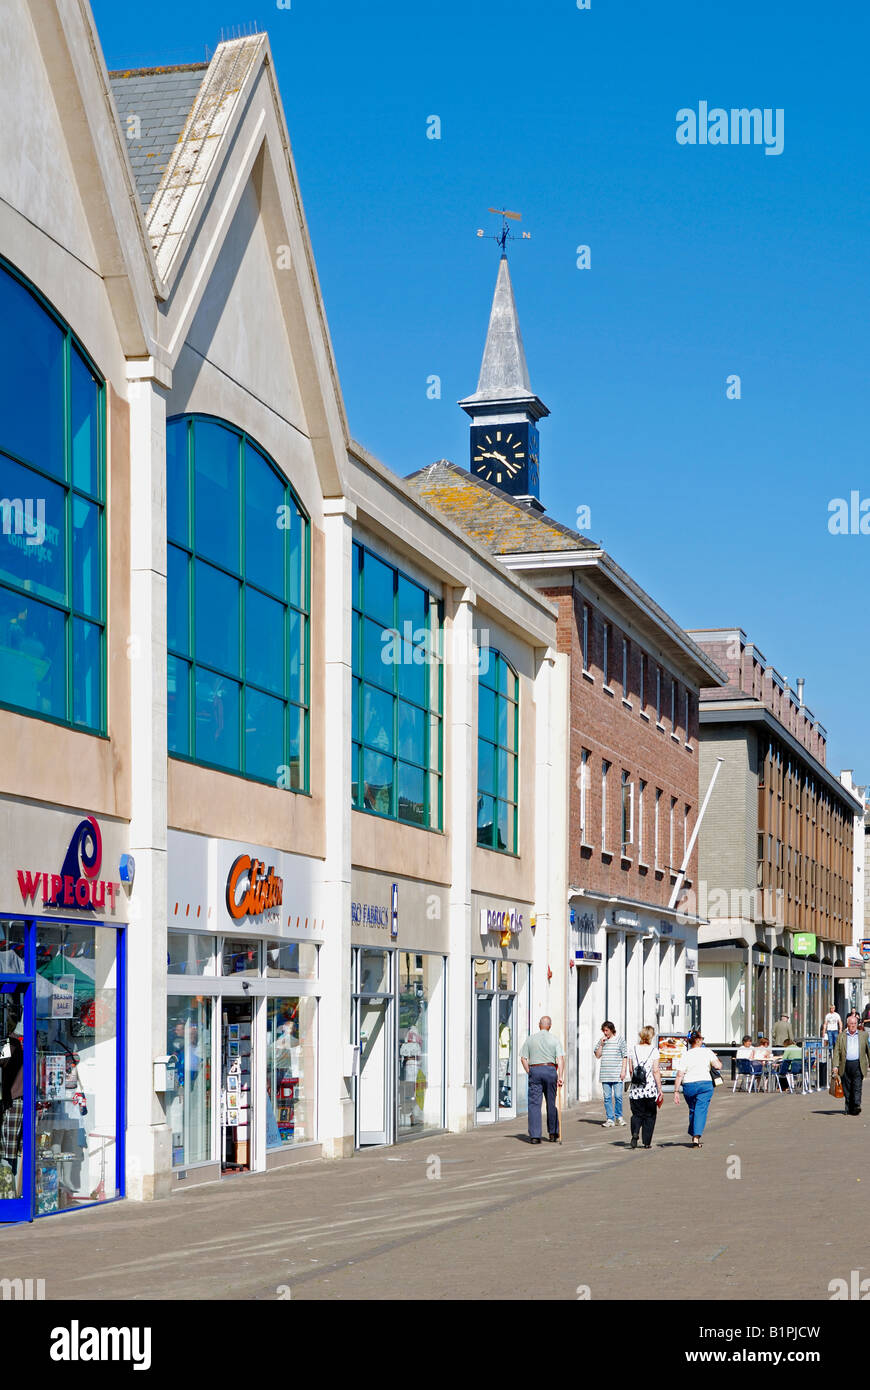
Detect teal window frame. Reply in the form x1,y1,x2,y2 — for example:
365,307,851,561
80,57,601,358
166,413,310,791
351,541,443,829
476,649,519,855
0,256,106,735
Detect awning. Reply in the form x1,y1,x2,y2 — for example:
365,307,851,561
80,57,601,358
833,966,864,979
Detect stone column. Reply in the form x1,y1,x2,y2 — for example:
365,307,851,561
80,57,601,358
446,588,475,1132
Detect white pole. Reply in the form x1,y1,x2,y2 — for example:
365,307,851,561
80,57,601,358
667,757,725,913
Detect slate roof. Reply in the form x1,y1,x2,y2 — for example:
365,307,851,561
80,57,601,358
404,460,599,556
108,65,208,211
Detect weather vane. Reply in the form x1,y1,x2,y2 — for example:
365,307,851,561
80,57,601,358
476,207,531,254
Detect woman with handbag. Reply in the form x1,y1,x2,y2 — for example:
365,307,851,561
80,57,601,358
626,1025,663,1149
674,1029,722,1148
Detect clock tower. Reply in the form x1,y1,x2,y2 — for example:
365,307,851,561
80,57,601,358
459,253,549,508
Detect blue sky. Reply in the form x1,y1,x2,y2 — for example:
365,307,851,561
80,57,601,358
92,0,870,783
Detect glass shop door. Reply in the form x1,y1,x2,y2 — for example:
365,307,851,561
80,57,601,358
0,983,31,1223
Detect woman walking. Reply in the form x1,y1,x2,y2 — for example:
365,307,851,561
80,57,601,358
674,1029,722,1148
626,1025,663,1149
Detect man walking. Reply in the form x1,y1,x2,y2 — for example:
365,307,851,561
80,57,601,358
521,1016,564,1145
594,1021,627,1128
832,1012,870,1116
772,1013,791,1047
823,1004,842,1054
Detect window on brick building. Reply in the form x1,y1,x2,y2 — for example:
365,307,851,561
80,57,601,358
603,622,610,687
579,748,589,843
622,637,629,699
656,667,662,724
684,803,690,865
601,760,611,850
671,677,677,730
639,653,645,712
684,688,690,743
582,604,590,672
638,780,646,861
669,796,677,870
654,789,662,870
621,771,633,852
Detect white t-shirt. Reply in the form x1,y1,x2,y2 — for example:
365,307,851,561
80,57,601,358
824,1013,841,1031
736,1046,754,1060
679,1045,720,1084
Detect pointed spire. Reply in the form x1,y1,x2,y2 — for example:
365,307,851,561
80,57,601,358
459,255,548,418
474,255,531,399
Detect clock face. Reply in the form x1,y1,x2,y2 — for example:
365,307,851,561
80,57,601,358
471,428,526,486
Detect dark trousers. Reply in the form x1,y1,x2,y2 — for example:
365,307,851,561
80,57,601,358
842,1059,863,1114
629,1096,658,1146
527,1064,558,1138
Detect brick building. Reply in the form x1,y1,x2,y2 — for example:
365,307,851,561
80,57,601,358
687,628,863,1041
407,249,727,1101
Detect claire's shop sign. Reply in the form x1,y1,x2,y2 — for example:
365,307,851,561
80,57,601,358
16,817,120,914
480,907,524,937
226,856,283,922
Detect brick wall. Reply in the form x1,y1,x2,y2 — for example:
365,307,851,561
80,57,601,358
543,584,701,910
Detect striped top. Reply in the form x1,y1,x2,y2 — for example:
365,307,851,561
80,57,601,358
597,1034,626,1082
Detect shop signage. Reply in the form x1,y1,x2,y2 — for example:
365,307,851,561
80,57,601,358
613,910,639,929
226,856,283,922
571,909,602,964
684,950,698,972
858,940,870,961
351,902,390,930
793,933,817,957
480,907,524,937
16,816,120,914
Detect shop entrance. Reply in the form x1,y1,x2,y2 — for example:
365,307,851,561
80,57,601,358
221,1000,253,1174
0,983,30,1223
474,960,517,1123
352,948,394,1147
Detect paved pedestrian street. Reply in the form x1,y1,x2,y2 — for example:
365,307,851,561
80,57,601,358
1,1088,863,1302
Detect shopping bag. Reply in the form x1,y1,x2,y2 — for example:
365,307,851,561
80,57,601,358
830,1075,844,1099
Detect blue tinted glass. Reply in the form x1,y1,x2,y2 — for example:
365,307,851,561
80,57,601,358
478,683,495,741
478,738,495,797
73,496,100,619
363,683,393,754
0,588,66,719
193,421,240,570
167,654,190,755
167,546,190,655
351,740,360,803
195,670,240,770
398,761,425,825
497,694,510,746
0,270,64,476
497,657,511,696
245,587,285,695
351,675,359,742
477,794,496,846
397,575,426,634
478,644,496,688
398,699,423,764
245,687,285,782
245,445,285,599
352,542,362,607
287,501,306,610
363,616,393,690
0,454,66,604
195,560,240,675
166,420,189,546
71,349,99,495
397,642,425,705
73,618,101,728
362,553,394,625
287,704,304,789
288,606,304,704
362,748,393,816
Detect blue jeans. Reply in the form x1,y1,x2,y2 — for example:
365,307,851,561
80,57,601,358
682,1080,714,1137
602,1081,623,1122
828,1030,838,1052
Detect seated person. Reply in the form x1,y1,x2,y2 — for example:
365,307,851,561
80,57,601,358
780,1038,802,1062
735,1035,754,1061
753,1037,773,1062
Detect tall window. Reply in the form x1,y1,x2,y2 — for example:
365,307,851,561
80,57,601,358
638,780,647,861
669,795,677,869
603,622,610,686
601,760,611,850
352,541,443,828
684,688,690,743
579,748,589,842
622,637,629,698
0,260,105,731
639,653,645,711
621,771,633,852
656,667,662,723
671,677,677,730
166,415,309,788
476,649,519,852
654,789,662,869
582,604,589,671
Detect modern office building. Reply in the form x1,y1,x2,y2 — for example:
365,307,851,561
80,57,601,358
687,629,863,1040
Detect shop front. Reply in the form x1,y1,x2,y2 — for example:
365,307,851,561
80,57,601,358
351,870,448,1146
472,896,532,1125
0,804,128,1222
166,831,324,1185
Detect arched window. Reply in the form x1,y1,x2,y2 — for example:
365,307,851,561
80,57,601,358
0,259,105,731
166,415,309,789
477,650,518,853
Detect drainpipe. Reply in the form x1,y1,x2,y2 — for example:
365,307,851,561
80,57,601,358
667,757,725,913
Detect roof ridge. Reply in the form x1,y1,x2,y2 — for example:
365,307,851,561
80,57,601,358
108,63,209,78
